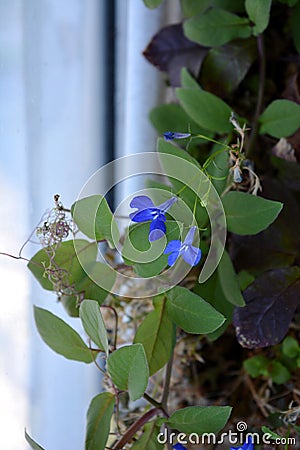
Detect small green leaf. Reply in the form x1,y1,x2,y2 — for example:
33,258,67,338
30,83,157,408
79,300,109,355
245,0,272,35
259,100,300,138
131,421,164,450
167,405,232,434
261,426,283,440
143,0,164,8
291,2,300,53
176,88,232,133
34,306,93,363
243,355,269,377
184,8,251,47
25,430,45,450
237,270,255,291
181,0,211,17
166,286,225,333
181,67,202,89
222,191,283,235
218,250,245,306
269,361,291,384
71,195,119,248
122,220,180,277
282,336,300,358
107,344,149,401
200,38,257,96
149,103,209,142
85,392,115,450
134,297,176,375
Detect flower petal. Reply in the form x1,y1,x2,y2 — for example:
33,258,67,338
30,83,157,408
173,445,188,450
149,218,166,241
130,208,155,222
149,228,165,241
167,251,180,267
158,196,177,212
184,225,197,246
164,240,181,254
183,245,202,266
164,131,191,140
129,195,154,210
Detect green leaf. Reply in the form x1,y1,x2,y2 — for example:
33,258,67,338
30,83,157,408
269,361,291,384
28,239,95,291
261,426,283,440
222,191,283,235
134,297,176,375
259,100,300,138
71,195,119,248
143,0,164,8
85,392,115,450
245,0,272,35
181,67,202,89
28,239,114,307
149,103,210,143
122,220,180,277
200,38,257,96
176,88,232,133
218,249,245,306
25,430,45,450
184,8,251,47
243,355,269,377
291,2,300,53
79,300,108,355
237,270,255,291
194,273,234,340
107,344,149,401
131,421,164,450
166,286,225,333
282,336,300,358
206,144,229,195
181,0,211,17
34,306,94,363
167,405,232,434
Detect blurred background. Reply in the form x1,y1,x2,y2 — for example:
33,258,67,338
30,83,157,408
0,0,181,448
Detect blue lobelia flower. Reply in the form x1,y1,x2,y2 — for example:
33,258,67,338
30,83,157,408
173,444,188,450
230,436,254,450
164,225,201,267
129,195,177,242
164,131,191,141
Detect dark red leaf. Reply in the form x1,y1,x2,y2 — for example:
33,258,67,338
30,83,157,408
233,267,300,348
143,23,207,86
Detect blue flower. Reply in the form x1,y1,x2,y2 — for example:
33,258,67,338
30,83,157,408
129,195,177,242
230,436,254,450
173,444,188,450
164,225,201,267
164,131,191,141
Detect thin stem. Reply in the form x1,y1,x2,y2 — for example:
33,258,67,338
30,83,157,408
112,408,159,449
143,392,169,417
193,134,231,149
246,34,266,158
161,350,174,412
100,304,118,350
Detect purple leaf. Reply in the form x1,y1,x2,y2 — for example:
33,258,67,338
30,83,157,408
233,267,300,348
143,23,208,87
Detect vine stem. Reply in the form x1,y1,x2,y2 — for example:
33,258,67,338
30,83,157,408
246,34,266,159
111,408,159,449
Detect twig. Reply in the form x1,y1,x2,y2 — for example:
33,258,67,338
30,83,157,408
111,408,159,449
